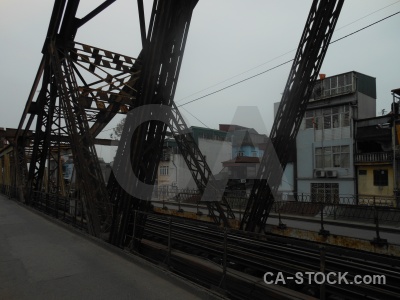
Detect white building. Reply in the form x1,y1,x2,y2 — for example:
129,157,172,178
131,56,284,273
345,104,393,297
157,126,232,191
275,71,377,202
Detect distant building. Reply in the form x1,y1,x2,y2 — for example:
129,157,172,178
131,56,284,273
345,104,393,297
219,124,266,158
275,71,377,202
218,125,270,191
354,88,400,206
62,155,111,192
157,126,231,190
354,115,394,205
296,71,376,201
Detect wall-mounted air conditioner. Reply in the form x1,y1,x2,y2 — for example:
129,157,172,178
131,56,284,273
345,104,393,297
326,170,338,178
314,170,325,178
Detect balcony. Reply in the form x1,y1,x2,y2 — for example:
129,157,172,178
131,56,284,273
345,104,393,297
355,152,393,164
311,72,355,101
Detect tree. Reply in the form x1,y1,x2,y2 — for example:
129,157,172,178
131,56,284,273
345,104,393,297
110,117,125,140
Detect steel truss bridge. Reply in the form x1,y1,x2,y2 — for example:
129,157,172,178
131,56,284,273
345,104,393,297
1,1,399,299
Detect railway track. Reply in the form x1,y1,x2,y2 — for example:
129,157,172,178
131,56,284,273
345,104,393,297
16,196,400,299
141,213,400,300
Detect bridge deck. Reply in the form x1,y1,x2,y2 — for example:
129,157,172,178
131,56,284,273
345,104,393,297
0,195,217,300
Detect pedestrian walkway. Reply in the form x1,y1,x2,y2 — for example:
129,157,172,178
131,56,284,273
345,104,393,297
0,195,219,300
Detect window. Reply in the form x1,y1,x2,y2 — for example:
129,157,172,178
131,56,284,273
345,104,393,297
303,105,350,130
252,151,258,157
323,115,331,129
315,145,350,168
237,151,244,157
373,169,388,186
341,105,350,127
311,183,339,203
160,166,169,176
313,73,354,99
358,170,367,175
305,111,314,129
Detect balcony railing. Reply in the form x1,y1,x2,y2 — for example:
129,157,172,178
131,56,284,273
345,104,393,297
355,152,393,163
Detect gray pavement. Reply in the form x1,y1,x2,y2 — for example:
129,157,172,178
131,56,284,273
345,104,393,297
0,195,217,300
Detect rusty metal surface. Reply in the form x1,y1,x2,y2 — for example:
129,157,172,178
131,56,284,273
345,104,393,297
269,225,400,256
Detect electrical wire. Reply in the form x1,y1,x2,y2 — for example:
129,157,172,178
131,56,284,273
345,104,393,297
101,7,400,133
175,1,400,105
177,10,400,108
177,59,293,108
181,106,210,128
330,10,400,44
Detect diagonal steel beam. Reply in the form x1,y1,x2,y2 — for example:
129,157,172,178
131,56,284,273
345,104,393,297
108,0,199,248
241,0,344,232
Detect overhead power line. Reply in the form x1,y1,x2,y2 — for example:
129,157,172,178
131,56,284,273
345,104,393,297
177,10,400,108
176,1,400,105
100,7,400,134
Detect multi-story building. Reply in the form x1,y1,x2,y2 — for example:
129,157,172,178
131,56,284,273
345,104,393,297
354,115,394,204
295,71,376,202
157,124,269,193
354,88,400,206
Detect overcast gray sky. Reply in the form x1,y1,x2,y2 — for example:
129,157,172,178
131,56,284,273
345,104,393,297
1,0,399,161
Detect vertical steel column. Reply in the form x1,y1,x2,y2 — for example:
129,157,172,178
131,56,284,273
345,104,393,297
108,0,198,248
51,44,111,237
26,60,58,203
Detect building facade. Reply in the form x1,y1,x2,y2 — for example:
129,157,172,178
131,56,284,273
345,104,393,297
295,71,376,202
157,127,232,191
354,88,400,206
354,115,394,203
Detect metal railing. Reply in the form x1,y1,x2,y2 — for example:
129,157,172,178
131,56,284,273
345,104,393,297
151,188,400,226
355,152,393,163
0,184,87,231
0,184,18,199
2,185,399,243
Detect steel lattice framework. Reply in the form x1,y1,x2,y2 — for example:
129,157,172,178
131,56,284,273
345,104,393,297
169,103,236,226
11,0,231,243
240,0,345,232
107,0,201,247
6,0,346,245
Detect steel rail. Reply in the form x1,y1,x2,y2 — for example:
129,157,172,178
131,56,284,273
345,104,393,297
142,214,400,299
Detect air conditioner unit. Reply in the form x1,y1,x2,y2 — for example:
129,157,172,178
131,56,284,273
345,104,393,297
326,170,338,178
314,170,326,178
